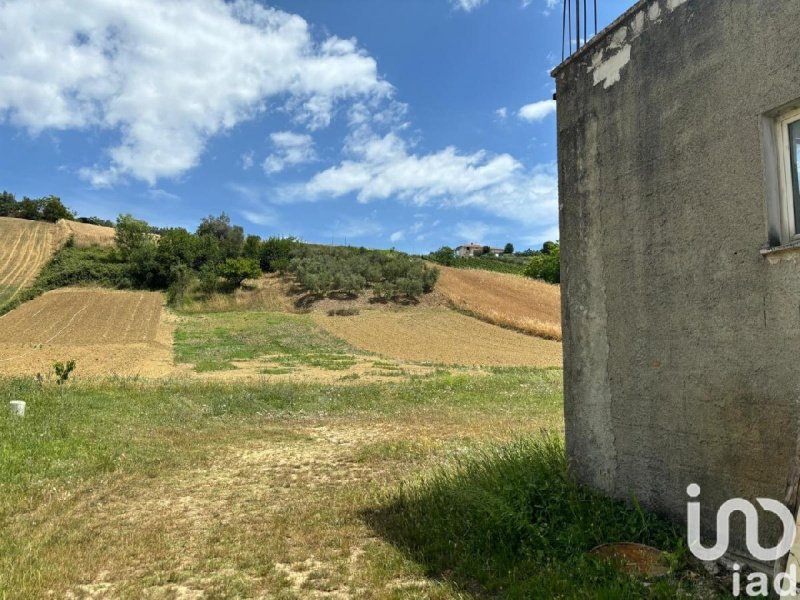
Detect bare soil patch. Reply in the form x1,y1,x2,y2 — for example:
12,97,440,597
0,288,176,378
436,265,562,340
312,307,562,367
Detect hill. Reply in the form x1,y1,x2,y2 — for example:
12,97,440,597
436,266,562,340
0,218,62,309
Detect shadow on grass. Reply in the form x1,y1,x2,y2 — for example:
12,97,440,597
362,436,721,599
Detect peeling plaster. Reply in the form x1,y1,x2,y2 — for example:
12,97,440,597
588,0,692,89
591,45,632,89
648,2,661,21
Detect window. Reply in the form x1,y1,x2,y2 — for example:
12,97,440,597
772,107,800,244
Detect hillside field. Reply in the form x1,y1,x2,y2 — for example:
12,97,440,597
0,288,174,378
0,218,61,309
436,266,562,340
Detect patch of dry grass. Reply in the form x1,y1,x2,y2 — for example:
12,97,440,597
436,265,562,340
57,219,116,248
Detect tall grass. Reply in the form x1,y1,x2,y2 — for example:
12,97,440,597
366,436,720,598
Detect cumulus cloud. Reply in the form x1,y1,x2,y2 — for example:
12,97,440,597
495,107,508,120
450,0,487,12
263,131,316,174
0,0,390,186
294,127,557,225
389,230,405,243
518,99,557,122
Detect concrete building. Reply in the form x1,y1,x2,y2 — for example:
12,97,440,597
554,0,800,569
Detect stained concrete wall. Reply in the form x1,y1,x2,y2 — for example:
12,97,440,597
554,0,800,560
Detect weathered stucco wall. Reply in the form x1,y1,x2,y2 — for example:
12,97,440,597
555,0,800,560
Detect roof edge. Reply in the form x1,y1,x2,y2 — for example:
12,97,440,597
550,0,649,77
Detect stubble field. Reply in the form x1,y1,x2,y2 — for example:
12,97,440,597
435,265,562,340
0,218,61,309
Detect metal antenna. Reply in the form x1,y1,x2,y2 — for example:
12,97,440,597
575,0,580,50
594,0,598,35
561,0,567,61
583,0,587,43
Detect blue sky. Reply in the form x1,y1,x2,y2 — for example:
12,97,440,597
0,0,631,253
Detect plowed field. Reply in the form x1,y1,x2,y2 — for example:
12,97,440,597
0,288,175,377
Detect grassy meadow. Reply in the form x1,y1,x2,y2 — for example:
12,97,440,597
0,370,723,599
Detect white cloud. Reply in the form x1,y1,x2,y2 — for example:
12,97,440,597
241,151,255,170
147,188,180,202
0,0,390,186
454,221,498,243
263,131,316,174
541,0,559,15
240,208,278,227
294,128,557,225
518,99,557,122
327,216,383,239
389,230,405,243
450,0,487,12
495,107,508,120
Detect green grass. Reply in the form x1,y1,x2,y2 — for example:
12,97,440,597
174,310,363,372
367,435,722,599
0,371,725,598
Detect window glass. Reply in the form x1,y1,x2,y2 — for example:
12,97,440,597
788,120,800,234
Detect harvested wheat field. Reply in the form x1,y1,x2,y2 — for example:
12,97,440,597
57,219,116,247
0,217,62,308
313,307,562,367
436,266,562,340
0,288,175,378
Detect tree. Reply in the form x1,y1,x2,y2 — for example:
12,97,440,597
16,197,42,220
429,246,455,266
524,243,560,284
41,196,74,222
115,214,152,260
242,234,261,260
542,240,559,255
217,257,261,289
197,213,244,259
503,243,514,254
481,245,491,256
259,236,297,272
0,191,16,217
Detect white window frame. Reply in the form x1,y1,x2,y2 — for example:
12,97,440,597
774,107,800,242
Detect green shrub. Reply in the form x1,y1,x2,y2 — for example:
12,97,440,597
216,257,261,289
524,244,560,284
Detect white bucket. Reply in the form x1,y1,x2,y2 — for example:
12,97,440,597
9,401,25,417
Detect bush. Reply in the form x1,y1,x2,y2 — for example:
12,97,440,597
115,214,152,260
523,244,560,284
259,236,298,272
216,257,261,289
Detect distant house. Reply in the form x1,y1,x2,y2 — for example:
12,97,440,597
455,244,505,258
455,243,483,257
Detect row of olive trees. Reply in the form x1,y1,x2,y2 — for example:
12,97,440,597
0,190,113,226
289,246,438,300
